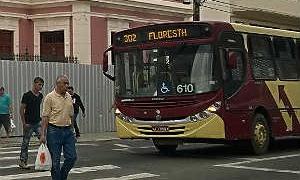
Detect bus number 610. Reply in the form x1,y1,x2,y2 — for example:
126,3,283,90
176,84,194,94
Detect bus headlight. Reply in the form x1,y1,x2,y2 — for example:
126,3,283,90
207,101,221,112
189,101,221,122
115,109,135,123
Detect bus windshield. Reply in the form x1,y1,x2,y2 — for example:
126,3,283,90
115,44,221,97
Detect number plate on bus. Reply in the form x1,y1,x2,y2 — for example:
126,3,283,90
152,126,169,132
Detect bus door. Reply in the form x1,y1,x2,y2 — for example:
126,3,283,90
218,31,250,138
218,32,247,104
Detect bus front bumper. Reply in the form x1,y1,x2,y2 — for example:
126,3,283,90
115,114,225,139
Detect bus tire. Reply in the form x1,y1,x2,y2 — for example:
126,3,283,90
152,139,178,154
250,113,270,155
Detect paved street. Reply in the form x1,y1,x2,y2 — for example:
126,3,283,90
0,137,300,180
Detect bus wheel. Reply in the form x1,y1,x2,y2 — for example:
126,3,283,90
152,139,178,154
250,113,270,155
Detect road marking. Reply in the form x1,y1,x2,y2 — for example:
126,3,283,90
76,143,98,147
113,144,155,152
0,162,63,170
237,158,260,161
95,138,119,141
114,144,131,148
0,156,19,161
112,148,137,153
0,147,20,151
0,153,65,161
0,149,38,155
136,146,155,149
219,165,300,174
214,153,300,174
214,153,300,166
0,164,25,170
93,173,160,180
0,165,120,179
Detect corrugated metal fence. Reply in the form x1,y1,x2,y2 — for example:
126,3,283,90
0,60,115,137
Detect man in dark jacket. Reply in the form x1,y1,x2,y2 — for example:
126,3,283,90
67,86,85,138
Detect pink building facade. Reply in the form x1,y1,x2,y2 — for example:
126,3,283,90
1,0,298,64
0,0,191,64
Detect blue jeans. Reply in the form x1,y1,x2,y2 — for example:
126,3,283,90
47,125,77,180
20,123,41,163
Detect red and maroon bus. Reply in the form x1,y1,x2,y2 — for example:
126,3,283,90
103,21,300,154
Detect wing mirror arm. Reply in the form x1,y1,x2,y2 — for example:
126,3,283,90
102,46,115,81
103,71,115,81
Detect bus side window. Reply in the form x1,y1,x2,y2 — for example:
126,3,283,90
273,38,299,80
297,40,300,60
247,35,275,80
296,40,300,78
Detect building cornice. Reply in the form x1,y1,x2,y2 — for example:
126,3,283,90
0,0,193,16
90,0,192,16
90,11,172,24
28,12,72,19
0,12,26,18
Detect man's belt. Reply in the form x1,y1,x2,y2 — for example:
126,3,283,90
48,123,71,129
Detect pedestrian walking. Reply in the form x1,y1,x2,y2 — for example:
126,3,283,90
67,86,85,138
19,77,44,169
0,86,12,140
40,75,77,180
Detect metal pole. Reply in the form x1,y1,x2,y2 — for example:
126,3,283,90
193,1,200,21
193,0,206,21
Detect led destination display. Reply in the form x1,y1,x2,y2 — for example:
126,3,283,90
113,23,211,46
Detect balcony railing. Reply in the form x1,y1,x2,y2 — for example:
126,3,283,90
0,54,78,64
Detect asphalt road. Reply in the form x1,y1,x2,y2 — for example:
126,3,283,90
1,138,300,180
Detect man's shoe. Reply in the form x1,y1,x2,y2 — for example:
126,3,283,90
19,161,30,169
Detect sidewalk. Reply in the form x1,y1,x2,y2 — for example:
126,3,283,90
0,132,119,148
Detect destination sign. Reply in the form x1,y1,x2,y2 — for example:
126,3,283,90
148,28,188,41
113,23,211,46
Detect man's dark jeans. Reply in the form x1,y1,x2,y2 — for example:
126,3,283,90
47,125,77,180
20,123,41,163
72,113,80,137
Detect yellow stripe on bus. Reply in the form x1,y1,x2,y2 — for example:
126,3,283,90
266,80,300,131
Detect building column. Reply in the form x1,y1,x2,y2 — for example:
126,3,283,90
91,17,107,64
72,2,91,64
19,19,34,55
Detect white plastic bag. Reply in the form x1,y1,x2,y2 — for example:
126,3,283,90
35,143,52,171
10,119,16,132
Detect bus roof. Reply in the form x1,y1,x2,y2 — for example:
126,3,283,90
231,23,300,39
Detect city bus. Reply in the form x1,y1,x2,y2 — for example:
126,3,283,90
102,21,300,154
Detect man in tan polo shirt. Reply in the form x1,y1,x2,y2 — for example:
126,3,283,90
40,75,77,180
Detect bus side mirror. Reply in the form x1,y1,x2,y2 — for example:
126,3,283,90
103,46,112,72
103,56,108,72
102,46,115,81
227,51,238,69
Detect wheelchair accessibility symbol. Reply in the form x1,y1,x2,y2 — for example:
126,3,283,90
160,83,170,94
